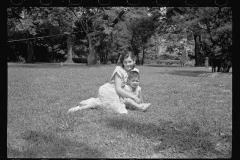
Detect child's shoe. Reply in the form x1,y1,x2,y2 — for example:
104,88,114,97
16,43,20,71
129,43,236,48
140,103,151,112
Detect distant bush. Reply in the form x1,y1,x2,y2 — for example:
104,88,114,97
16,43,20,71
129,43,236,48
158,54,179,60
72,58,87,63
184,60,195,67
187,54,195,60
18,56,26,63
157,59,181,65
144,59,158,65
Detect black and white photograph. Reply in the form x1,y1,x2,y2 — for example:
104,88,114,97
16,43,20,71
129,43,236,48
7,0,232,158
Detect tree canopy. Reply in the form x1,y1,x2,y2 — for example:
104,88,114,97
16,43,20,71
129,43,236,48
7,7,232,69
165,7,232,66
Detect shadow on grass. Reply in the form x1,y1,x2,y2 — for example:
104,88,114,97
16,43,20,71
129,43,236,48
104,118,231,158
8,130,105,158
167,70,210,77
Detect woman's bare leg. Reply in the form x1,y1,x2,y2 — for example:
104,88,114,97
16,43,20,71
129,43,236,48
68,98,102,113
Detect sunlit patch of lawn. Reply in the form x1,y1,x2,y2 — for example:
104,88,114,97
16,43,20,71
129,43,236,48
8,63,232,158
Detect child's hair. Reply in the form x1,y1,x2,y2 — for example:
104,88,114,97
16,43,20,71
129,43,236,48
120,51,136,68
127,71,140,81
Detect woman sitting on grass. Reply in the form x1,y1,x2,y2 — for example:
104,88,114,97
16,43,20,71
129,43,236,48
68,52,150,114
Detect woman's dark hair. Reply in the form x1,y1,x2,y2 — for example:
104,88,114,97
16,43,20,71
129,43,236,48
120,51,136,68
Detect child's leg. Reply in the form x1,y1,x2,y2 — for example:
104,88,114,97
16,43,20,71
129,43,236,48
124,98,150,111
124,98,139,108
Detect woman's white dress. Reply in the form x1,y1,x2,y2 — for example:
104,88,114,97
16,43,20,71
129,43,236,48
74,66,139,114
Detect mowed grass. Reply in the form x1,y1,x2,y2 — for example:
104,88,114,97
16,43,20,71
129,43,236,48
7,63,232,158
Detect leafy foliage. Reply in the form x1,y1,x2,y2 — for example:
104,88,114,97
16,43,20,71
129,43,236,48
8,7,231,69
7,7,71,62
165,7,232,69
126,7,163,65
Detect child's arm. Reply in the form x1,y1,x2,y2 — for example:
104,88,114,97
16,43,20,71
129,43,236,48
136,86,143,103
137,87,144,104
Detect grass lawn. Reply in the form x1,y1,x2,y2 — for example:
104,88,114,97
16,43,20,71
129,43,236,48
7,63,232,158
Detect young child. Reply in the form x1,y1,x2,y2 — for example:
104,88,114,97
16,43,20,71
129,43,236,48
119,70,150,111
68,52,150,114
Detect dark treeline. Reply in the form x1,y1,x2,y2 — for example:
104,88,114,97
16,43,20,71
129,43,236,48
7,7,232,71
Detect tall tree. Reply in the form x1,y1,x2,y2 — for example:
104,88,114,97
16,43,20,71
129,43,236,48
126,7,162,65
51,7,80,63
8,7,39,63
7,7,76,63
166,7,232,68
72,7,128,65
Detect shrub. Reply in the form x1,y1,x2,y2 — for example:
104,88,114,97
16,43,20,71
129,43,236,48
158,54,179,60
184,60,195,67
72,58,87,63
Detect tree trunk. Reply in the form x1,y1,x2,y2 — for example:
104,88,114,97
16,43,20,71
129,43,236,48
225,65,231,72
223,60,231,73
65,34,74,63
155,36,158,53
117,53,121,64
98,47,103,63
105,51,109,64
26,41,34,63
142,48,145,65
135,52,140,65
180,49,186,66
87,35,97,65
87,47,97,65
194,34,200,66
